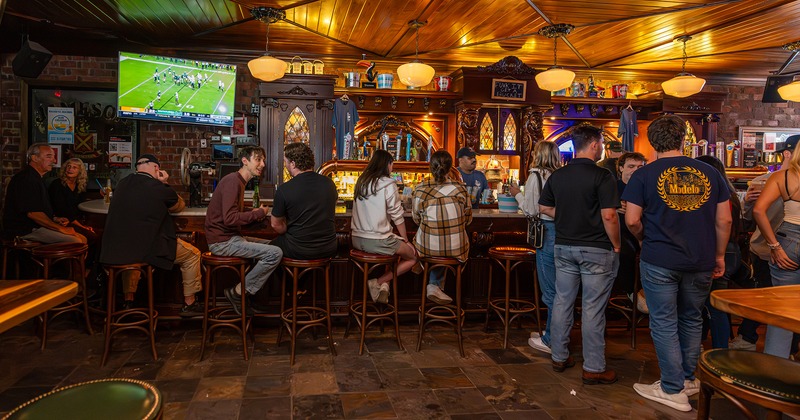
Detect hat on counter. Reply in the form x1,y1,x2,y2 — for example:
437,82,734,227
605,140,624,153
777,135,800,153
456,147,477,159
136,154,160,167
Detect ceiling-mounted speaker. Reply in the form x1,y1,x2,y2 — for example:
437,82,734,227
12,40,52,79
763,75,793,103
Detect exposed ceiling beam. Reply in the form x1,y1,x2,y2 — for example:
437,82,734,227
525,0,590,68
575,0,743,28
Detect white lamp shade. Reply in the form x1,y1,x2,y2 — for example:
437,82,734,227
661,73,706,98
248,54,286,82
778,80,800,102
397,61,435,88
535,67,575,92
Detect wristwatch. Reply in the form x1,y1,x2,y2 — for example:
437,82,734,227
767,242,782,250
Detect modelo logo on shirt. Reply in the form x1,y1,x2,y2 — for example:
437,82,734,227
657,166,711,212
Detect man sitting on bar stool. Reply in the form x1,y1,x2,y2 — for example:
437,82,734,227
205,146,283,316
99,154,203,316
269,142,338,261
3,143,86,245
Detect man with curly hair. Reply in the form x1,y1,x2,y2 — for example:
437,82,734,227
623,114,732,412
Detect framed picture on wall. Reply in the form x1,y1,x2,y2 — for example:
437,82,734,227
491,79,527,101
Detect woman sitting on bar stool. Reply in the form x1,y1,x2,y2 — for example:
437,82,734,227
412,150,472,304
351,150,417,303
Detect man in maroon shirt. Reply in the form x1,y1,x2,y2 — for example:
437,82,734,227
205,146,282,315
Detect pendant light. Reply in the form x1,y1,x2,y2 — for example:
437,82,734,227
535,24,575,92
247,7,287,82
661,35,706,98
777,41,800,101
397,20,435,88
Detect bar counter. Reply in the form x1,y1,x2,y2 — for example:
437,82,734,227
79,199,530,316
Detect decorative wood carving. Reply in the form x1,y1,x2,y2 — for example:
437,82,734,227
364,115,413,133
407,98,415,108
476,56,536,76
576,104,585,112
279,103,288,112
522,108,544,173
306,104,314,114
682,102,710,111
263,98,280,108
457,106,480,150
423,97,430,111
589,104,598,117
276,86,318,96
604,106,615,113
317,99,335,110
358,96,365,109
391,96,398,109
374,97,383,107
439,99,447,108
560,104,570,116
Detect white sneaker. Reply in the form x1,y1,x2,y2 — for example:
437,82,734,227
636,289,649,314
377,282,390,304
729,334,757,351
683,378,700,397
633,381,692,412
528,335,552,354
367,278,380,303
530,331,541,339
426,284,452,305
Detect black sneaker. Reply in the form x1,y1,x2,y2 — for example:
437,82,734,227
179,301,204,318
224,287,253,316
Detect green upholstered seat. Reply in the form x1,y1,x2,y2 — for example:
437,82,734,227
3,378,161,420
700,349,800,404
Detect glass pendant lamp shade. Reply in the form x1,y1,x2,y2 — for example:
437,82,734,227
535,66,575,92
661,73,706,98
778,80,800,101
248,54,286,82
397,60,435,88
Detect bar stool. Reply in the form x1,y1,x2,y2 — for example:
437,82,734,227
1,237,41,279
31,242,93,350
344,249,402,355
484,246,538,349
102,263,157,367
278,257,335,365
697,349,800,419
2,378,162,420
200,252,251,361
417,256,466,357
607,253,646,349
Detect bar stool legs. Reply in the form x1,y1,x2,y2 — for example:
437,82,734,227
484,246,537,348
102,263,157,366
199,252,251,361
417,257,465,357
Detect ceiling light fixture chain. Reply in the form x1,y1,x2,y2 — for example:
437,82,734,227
397,20,435,88
782,40,800,52
675,35,692,73
247,7,287,82
661,35,705,98
534,23,576,92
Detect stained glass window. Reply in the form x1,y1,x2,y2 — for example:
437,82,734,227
503,115,516,151
284,106,310,144
479,114,494,150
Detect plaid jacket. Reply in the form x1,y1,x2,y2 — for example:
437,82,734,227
412,179,473,262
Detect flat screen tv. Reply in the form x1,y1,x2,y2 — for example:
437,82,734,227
117,51,237,126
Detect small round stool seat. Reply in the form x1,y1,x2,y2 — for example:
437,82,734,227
349,249,396,264
281,257,331,267
420,256,460,265
488,246,535,261
31,243,89,258
201,253,249,266
2,238,41,280
2,237,41,250
697,349,800,418
3,378,161,420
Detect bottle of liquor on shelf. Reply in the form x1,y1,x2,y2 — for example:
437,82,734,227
104,179,113,204
502,178,509,195
252,179,260,208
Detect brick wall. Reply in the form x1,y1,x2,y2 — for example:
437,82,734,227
714,84,800,141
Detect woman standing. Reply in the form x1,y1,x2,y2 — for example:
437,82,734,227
753,142,800,358
351,150,417,303
509,141,562,353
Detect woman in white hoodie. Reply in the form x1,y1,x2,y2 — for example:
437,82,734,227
351,150,417,303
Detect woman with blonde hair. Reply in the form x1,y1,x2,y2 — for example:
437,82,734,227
509,140,562,354
49,158,95,239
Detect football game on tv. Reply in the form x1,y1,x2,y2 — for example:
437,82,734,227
117,51,237,127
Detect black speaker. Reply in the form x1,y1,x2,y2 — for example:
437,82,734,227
763,75,793,103
12,40,52,79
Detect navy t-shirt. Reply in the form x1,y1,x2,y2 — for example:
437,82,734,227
621,156,729,271
458,168,488,209
539,158,619,250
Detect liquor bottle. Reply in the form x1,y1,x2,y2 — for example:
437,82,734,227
406,134,412,161
252,180,260,208
104,179,112,204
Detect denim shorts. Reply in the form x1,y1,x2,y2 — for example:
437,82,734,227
352,235,402,255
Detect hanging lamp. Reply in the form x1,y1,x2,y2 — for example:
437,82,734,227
247,7,287,82
661,35,706,98
777,41,800,101
397,20,435,88
535,24,576,92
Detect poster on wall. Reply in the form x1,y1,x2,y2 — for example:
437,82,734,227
47,107,75,144
108,136,132,168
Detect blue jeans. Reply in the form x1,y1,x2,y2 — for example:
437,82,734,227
765,221,800,358
536,220,556,346
551,245,618,373
640,260,711,394
208,236,283,295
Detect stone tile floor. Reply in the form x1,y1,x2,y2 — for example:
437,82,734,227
0,314,794,419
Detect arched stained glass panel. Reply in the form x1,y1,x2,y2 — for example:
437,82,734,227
284,106,310,144
479,114,494,150
503,115,516,151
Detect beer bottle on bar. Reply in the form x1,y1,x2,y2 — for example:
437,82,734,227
252,179,260,208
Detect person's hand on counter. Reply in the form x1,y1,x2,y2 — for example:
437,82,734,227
508,185,521,197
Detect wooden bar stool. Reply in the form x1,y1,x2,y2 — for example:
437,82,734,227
31,242,93,350
278,257,335,365
417,256,466,357
200,252,251,361
484,246,537,349
1,237,41,279
344,249,402,355
697,349,800,419
607,253,646,349
102,263,157,367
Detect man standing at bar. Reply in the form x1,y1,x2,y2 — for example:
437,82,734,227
3,143,86,244
624,115,731,412
270,142,338,260
205,146,283,316
100,154,203,316
539,125,621,385
456,147,489,208
597,140,625,180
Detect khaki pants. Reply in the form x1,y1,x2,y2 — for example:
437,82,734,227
122,238,202,297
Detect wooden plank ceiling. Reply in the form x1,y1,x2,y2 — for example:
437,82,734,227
2,0,800,81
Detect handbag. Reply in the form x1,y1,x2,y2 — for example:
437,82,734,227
527,171,545,249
